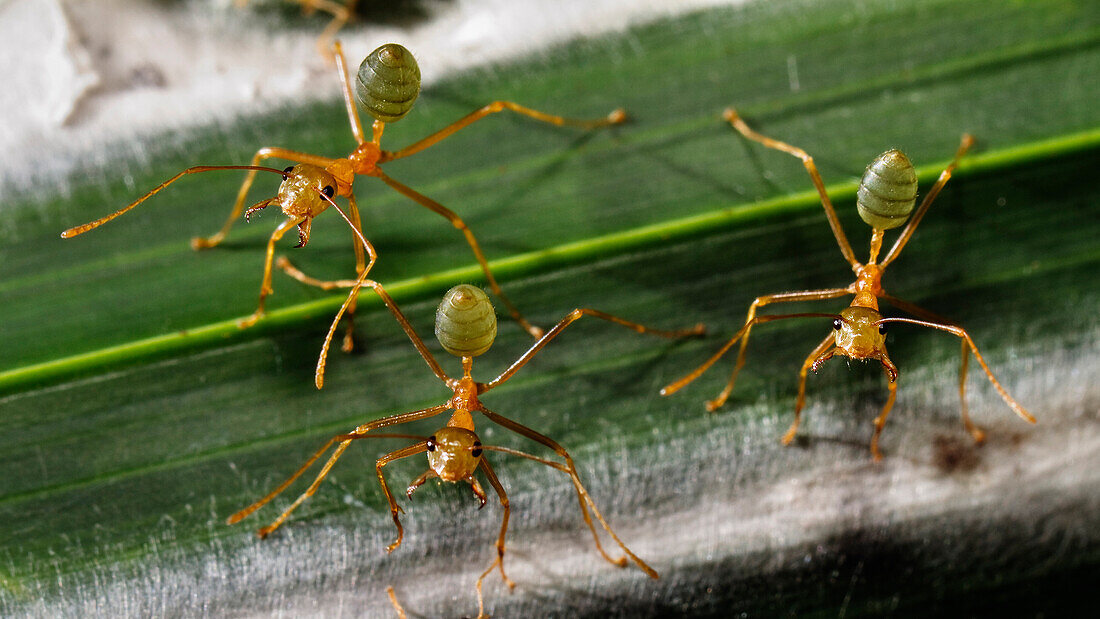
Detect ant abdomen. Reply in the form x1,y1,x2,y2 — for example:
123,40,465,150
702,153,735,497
856,149,918,230
435,284,497,357
355,43,421,122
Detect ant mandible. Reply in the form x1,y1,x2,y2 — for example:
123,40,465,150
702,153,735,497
661,107,1036,461
229,264,703,616
62,41,625,350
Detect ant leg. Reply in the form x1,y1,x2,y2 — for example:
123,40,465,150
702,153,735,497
255,435,424,539
276,258,360,290
228,432,360,528
869,369,900,462
316,278,449,389
877,317,1036,425
377,443,431,553
311,2,354,61
724,107,859,268
227,407,446,534
880,294,982,442
485,308,705,390
192,148,337,250
239,218,301,329
278,195,369,351
477,407,658,579
386,586,408,619
660,312,840,401
375,170,545,338
276,194,368,292
475,459,513,619
957,339,985,443
706,288,851,411
380,102,626,163
781,334,835,447
331,40,367,144
881,134,973,267
342,195,367,351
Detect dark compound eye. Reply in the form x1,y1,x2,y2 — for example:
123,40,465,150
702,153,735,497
832,318,842,331
282,166,294,180
878,323,889,335
322,185,335,199
426,436,436,452
471,441,483,458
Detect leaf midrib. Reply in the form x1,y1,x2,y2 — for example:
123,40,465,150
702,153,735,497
4,127,1098,394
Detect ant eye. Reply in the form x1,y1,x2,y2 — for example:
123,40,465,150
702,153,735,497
426,436,436,452
281,166,294,180
878,323,888,335
322,185,335,199
471,441,482,458
832,318,842,331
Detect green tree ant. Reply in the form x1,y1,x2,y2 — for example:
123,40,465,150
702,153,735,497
661,107,1036,461
228,249,703,616
61,41,625,351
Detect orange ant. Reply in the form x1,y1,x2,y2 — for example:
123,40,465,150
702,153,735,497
661,107,1036,461
62,41,625,351
228,230,703,615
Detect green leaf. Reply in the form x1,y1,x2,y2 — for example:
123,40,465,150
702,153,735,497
3,0,1098,615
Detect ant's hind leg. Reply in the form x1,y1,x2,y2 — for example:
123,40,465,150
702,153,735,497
724,107,859,268
381,101,626,163
375,170,545,338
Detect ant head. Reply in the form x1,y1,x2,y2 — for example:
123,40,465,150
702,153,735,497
833,306,889,361
356,43,421,123
857,149,918,230
425,427,483,482
435,284,497,358
276,164,338,221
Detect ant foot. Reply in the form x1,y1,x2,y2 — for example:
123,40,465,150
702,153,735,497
780,428,797,446
238,312,264,329
191,236,219,250
969,427,987,445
